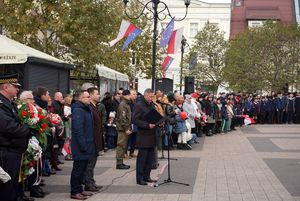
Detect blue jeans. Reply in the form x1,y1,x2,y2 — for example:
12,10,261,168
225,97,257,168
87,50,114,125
70,160,88,195
188,133,198,144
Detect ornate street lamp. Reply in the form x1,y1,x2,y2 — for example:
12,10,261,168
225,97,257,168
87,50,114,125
123,0,191,90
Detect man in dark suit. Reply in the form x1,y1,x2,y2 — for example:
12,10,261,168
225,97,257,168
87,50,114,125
70,91,96,200
0,74,31,201
133,88,157,185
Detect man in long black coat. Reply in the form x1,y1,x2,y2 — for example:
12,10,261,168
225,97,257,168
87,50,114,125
133,88,157,185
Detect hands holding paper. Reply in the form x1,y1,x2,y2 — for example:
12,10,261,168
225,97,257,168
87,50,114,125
149,124,156,129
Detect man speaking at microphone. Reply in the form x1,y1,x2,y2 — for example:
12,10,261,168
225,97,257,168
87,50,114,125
133,88,158,185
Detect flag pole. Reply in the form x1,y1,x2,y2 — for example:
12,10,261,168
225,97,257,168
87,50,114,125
180,36,187,94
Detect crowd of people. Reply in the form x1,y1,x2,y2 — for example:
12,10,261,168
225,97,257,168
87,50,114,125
1,73,300,201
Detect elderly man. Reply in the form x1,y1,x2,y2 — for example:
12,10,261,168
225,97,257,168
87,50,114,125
18,91,39,201
0,74,31,201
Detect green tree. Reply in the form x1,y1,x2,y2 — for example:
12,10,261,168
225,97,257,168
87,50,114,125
0,0,153,79
224,22,300,92
187,22,228,91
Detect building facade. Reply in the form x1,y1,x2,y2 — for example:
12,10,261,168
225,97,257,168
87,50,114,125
138,0,231,93
230,0,295,38
293,0,300,24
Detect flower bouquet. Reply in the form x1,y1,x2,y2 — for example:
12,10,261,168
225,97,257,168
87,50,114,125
22,136,42,178
48,113,64,136
17,102,49,149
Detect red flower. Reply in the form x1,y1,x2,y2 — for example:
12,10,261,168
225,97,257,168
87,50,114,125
21,111,27,117
42,122,47,129
38,113,45,120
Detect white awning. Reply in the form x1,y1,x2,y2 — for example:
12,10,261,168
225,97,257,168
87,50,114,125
96,64,129,82
0,35,68,64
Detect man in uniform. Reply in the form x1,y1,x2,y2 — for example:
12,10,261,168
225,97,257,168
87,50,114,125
115,90,132,169
0,74,31,201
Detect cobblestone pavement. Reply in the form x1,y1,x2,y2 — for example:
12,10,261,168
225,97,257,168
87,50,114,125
35,125,300,201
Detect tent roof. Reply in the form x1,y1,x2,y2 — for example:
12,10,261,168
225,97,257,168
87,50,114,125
0,35,70,65
96,64,129,82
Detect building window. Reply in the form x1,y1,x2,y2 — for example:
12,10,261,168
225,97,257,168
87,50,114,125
190,23,198,38
248,20,265,28
235,0,243,7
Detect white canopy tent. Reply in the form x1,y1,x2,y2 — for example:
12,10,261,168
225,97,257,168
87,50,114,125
95,64,129,93
0,35,67,64
95,64,129,82
0,35,73,94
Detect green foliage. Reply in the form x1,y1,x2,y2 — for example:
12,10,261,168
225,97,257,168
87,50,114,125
0,0,153,79
224,22,300,92
187,22,228,91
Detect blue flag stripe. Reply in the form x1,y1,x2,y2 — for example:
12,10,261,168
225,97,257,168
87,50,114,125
122,28,143,51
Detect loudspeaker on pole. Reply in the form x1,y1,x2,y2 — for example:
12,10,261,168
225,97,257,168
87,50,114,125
184,76,194,94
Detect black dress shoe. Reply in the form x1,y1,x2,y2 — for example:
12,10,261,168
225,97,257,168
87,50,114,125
151,163,159,169
70,193,88,200
30,190,44,198
84,185,99,192
116,164,130,169
52,166,62,171
37,186,50,196
22,195,35,201
136,180,147,185
57,160,64,164
42,172,50,177
93,184,103,190
145,178,157,183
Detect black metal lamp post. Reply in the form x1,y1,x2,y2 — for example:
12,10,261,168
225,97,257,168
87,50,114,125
180,35,187,94
122,0,191,90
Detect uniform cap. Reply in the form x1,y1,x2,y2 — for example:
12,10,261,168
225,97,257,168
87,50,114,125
0,74,21,87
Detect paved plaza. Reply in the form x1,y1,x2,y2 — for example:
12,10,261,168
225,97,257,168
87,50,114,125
37,125,300,201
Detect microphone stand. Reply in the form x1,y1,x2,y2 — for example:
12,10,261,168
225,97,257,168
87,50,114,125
157,127,189,187
158,123,177,161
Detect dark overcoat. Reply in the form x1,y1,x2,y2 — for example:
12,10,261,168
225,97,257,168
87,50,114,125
71,101,96,161
133,97,156,148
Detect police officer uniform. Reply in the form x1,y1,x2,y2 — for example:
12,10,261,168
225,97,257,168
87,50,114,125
0,74,31,201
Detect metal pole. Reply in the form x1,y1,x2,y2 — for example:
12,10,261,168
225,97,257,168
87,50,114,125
151,0,159,91
180,43,184,94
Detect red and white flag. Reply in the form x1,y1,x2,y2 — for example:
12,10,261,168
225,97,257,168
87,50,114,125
167,27,184,54
160,55,174,71
109,20,138,47
62,138,71,156
242,115,256,125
